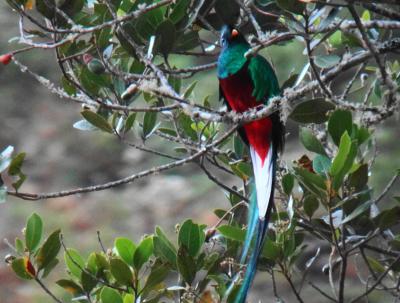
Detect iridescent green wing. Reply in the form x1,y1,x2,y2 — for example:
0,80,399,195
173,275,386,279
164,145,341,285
248,55,280,104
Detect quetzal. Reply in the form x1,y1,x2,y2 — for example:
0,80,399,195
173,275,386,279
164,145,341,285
217,25,285,302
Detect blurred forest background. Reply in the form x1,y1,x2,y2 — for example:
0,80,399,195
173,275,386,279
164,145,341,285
1,2,399,302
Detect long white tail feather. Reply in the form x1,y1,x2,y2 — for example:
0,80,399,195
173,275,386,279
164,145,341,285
250,145,274,219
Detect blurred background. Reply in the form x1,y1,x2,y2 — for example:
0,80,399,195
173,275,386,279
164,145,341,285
1,2,399,302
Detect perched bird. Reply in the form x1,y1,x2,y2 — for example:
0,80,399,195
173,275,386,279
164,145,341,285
217,25,285,302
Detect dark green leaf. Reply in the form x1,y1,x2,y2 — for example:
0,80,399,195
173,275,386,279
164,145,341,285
142,259,169,294
133,236,153,270
276,0,305,14
176,246,196,284
303,195,319,218
153,226,177,266
36,229,61,271
41,258,59,279
110,258,133,286
155,20,176,56
81,110,113,133
25,213,43,253
81,268,97,293
300,128,326,155
170,0,190,24
142,112,158,139
290,99,335,124
214,0,240,24
56,279,84,295
294,167,327,197
282,173,295,195
262,239,281,261
178,219,205,257
174,31,200,51
328,109,352,146
348,163,368,190
124,113,136,133
341,199,374,225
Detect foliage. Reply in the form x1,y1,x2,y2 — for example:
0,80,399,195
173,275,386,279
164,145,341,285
1,0,400,302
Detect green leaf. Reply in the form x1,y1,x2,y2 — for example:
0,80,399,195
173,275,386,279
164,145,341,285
81,110,113,133
155,20,176,56
178,219,205,257
262,239,281,261
142,259,169,294
330,132,358,190
314,55,340,69
330,131,351,176
56,279,84,295
183,81,197,99
64,248,85,279
341,199,374,225
25,213,43,253
289,99,335,124
170,0,190,24
153,226,177,266
217,225,245,242
133,236,153,270
11,258,33,280
366,256,385,273
328,109,352,146
101,286,123,303
174,31,200,51
142,112,158,139
114,237,136,266
15,238,24,254
282,173,295,195
294,167,327,197
300,128,326,155
8,152,27,191
41,258,59,279
36,229,61,271
110,258,133,286
176,246,196,284
303,195,319,218
348,163,368,190
313,155,331,175
81,268,97,293
124,113,137,133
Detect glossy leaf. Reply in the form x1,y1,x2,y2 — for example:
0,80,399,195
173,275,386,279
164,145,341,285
328,109,352,146
133,236,153,270
101,286,123,303
114,237,136,266
282,173,295,195
25,213,43,253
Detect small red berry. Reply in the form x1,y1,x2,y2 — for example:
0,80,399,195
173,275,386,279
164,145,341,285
0,53,13,65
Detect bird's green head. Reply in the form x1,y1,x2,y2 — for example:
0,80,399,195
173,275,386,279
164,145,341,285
218,25,250,78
